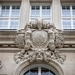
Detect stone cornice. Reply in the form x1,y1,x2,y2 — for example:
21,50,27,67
0,48,75,53
0,48,21,53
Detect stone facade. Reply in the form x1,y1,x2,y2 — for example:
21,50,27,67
0,0,75,75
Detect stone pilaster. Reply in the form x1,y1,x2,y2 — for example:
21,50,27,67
52,0,61,29
19,0,30,29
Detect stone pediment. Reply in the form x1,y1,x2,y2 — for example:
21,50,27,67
14,20,66,64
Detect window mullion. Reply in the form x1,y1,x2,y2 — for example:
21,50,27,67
71,5,73,29
38,67,41,75
71,5,72,29
49,6,51,22
61,6,63,30
0,4,1,16
8,5,12,29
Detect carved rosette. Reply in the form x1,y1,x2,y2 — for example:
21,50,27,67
14,20,66,64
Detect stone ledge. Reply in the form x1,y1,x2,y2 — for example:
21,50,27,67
0,48,75,53
58,48,75,53
0,48,21,53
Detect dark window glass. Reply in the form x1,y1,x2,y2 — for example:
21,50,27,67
30,68,38,75
6,6,10,9
62,6,65,9
23,70,29,75
47,6,50,9
42,6,46,9
16,6,20,9
41,67,49,75
2,6,5,9
72,6,75,10
12,6,15,9
62,6,70,10
36,6,40,10
32,6,35,10
12,6,20,9
67,6,70,10
50,70,55,75
23,67,56,75
2,6,9,9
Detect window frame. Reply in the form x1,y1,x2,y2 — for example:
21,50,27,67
30,3,52,23
61,3,75,30
0,3,20,29
20,64,59,75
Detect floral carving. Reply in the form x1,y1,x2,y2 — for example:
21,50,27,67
14,20,66,64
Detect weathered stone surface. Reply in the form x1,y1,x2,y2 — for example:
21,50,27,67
14,20,66,64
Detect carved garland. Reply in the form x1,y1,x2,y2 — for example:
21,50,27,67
14,20,66,64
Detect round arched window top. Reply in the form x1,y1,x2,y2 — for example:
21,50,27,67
20,64,59,75
23,67,56,75
13,61,64,75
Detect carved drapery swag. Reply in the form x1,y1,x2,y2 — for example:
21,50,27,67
14,20,66,64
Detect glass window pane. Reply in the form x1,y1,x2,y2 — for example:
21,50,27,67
10,19,19,29
73,20,75,29
1,6,10,16
30,68,38,75
32,6,35,10
23,70,29,75
6,6,10,9
62,6,70,16
42,10,50,16
2,6,5,9
36,6,40,10
0,19,8,29
31,5,50,19
31,10,36,16
23,67,56,75
12,6,15,9
41,67,49,75
31,6,40,17
62,19,71,29
47,6,50,9
62,6,65,10
42,6,46,9
67,6,70,10
72,6,75,16
36,10,40,16
16,6,20,9
50,71,55,75
12,6,20,16
42,6,50,17
72,6,75,9
62,6,70,10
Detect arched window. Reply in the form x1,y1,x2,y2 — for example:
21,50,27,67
23,67,55,75
20,64,60,75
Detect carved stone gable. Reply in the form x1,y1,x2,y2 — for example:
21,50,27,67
14,20,66,64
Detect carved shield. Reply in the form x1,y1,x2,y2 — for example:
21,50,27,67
32,30,48,48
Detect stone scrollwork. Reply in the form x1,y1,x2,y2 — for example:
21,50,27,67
0,59,3,69
14,20,66,64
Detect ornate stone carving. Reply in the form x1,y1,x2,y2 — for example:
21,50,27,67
14,20,66,64
0,59,3,69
